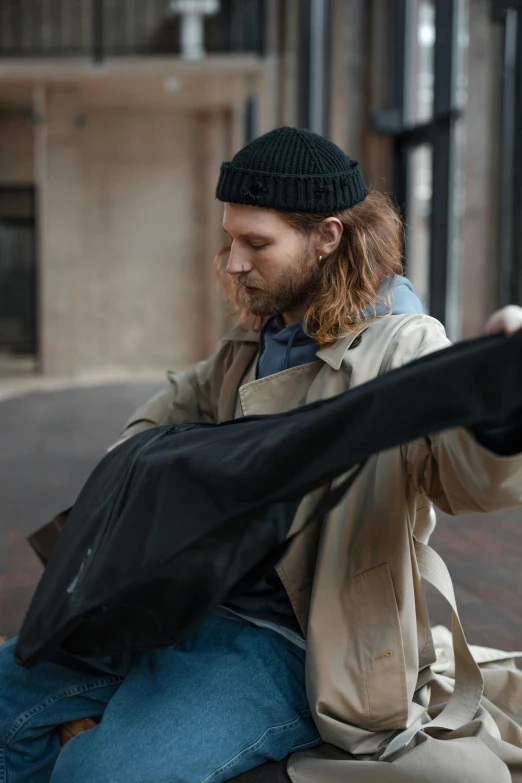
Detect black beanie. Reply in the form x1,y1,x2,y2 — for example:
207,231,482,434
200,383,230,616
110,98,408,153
216,126,368,213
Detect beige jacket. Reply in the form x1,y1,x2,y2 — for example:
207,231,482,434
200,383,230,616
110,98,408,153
122,313,522,783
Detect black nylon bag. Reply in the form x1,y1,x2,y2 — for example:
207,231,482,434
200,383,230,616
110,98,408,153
16,331,522,666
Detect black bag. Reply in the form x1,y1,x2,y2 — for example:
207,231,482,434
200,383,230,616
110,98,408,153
16,331,522,666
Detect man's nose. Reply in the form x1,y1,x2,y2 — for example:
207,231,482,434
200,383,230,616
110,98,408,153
226,243,252,276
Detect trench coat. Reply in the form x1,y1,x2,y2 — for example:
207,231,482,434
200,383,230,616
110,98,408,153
121,313,522,783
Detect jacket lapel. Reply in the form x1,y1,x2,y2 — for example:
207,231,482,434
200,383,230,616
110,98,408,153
221,323,367,419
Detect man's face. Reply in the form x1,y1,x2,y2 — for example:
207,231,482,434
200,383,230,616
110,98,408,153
222,203,320,322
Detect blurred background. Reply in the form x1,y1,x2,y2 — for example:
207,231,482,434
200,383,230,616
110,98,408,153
0,0,521,645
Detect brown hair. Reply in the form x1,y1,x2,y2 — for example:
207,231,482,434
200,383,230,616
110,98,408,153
213,189,404,346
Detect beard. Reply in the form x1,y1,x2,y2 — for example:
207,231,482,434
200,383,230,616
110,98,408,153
235,248,321,318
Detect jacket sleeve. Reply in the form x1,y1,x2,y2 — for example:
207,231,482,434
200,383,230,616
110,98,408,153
117,344,229,441
394,318,522,515
403,429,522,515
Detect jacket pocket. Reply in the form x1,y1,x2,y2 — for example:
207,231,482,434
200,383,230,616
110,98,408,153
354,563,408,730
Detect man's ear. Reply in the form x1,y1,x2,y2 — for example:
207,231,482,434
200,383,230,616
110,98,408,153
317,217,343,258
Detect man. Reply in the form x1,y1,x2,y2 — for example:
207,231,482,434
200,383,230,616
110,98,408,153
1,127,522,783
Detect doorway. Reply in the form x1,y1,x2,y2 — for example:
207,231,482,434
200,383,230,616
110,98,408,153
0,186,37,372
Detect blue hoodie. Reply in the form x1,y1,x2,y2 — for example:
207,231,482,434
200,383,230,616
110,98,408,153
257,275,423,379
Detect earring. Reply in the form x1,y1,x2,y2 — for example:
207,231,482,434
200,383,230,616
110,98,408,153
318,255,323,263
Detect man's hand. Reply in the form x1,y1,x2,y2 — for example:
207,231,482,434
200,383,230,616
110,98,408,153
484,305,522,336
473,305,522,456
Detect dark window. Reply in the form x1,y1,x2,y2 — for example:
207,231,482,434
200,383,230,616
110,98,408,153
373,0,467,336
493,1,522,306
298,0,332,135
0,188,37,358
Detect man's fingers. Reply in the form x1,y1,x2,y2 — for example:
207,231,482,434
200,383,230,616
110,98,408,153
484,305,522,336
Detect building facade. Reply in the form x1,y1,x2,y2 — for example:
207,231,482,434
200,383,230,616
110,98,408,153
0,0,520,379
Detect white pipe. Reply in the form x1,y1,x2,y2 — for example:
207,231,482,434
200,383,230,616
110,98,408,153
181,12,205,60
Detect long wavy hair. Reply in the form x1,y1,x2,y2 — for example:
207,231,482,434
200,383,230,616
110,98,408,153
213,190,404,346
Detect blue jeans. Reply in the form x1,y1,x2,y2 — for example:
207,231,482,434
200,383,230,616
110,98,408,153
0,616,320,783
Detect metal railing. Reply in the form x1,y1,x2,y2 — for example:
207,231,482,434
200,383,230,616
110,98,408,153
0,0,264,60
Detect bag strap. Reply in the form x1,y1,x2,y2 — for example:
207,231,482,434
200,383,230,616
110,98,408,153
381,539,484,759
415,540,484,725
280,316,485,761
284,319,419,560
288,315,484,753
372,319,486,757
277,321,399,545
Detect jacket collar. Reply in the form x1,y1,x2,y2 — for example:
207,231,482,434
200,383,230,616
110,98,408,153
223,322,368,371
316,325,368,369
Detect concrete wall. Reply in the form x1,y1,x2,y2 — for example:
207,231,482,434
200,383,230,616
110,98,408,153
460,0,503,337
0,112,34,182
330,0,365,162
37,85,232,377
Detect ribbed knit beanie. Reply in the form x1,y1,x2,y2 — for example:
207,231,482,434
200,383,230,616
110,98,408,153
216,126,368,213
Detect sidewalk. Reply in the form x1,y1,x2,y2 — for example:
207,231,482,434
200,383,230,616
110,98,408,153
0,378,163,639
0,368,165,402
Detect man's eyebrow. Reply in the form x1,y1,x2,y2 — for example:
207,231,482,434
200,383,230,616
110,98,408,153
222,229,272,242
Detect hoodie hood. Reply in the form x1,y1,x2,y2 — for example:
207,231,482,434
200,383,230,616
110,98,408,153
256,275,423,379
373,275,423,317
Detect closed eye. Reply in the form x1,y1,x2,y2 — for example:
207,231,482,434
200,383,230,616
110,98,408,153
222,228,271,249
